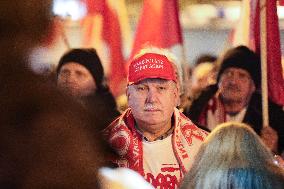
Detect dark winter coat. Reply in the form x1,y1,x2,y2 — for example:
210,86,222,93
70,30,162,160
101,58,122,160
183,84,284,153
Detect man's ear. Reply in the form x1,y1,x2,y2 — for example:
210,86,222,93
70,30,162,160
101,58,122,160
126,86,130,100
174,84,180,107
176,97,181,107
250,80,256,93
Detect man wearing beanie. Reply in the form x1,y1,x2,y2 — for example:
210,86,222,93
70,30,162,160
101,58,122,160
184,45,284,155
57,48,120,129
103,49,208,189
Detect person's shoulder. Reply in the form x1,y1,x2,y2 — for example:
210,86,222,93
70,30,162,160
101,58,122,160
88,88,116,104
194,84,218,101
178,110,209,136
103,109,131,133
249,91,283,114
183,84,218,118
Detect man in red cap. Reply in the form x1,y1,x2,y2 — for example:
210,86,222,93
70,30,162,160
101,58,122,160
103,50,207,189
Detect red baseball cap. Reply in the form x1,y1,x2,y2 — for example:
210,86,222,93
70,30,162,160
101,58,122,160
128,53,177,85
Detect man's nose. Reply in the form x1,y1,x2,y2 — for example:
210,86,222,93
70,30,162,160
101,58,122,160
228,73,239,84
146,88,158,103
65,73,76,84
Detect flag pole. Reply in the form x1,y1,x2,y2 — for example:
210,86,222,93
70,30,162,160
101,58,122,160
259,0,269,127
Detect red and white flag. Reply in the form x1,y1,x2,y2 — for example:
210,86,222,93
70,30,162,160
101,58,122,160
130,0,183,55
262,0,284,106
81,0,131,96
279,0,284,6
232,0,284,106
129,0,187,93
129,0,184,65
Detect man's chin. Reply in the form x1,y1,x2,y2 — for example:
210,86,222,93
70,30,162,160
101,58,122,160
143,111,163,119
62,89,79,98
142,120,163,127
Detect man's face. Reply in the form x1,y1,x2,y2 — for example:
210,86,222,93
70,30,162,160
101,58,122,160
57,62,97,97
218,67,255,104
127,79,179,129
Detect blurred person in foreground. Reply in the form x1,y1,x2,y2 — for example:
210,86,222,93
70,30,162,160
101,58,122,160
183,45,284,154
0,1,152,189
0,1,104,188
56,48,120,129
180,122,284,189
103,49,208,189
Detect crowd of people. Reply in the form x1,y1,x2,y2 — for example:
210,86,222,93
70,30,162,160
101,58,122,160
1,0,284,189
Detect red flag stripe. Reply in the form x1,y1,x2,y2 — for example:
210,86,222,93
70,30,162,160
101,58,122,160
266,0,284,106
130,0,183,59
81,0,127,96
279,0,284,6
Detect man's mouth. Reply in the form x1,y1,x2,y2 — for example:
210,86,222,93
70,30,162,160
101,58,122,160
226,86,240,92
144,107,160,111
144,104,160,111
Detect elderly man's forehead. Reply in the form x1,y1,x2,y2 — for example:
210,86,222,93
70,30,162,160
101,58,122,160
223,67,251,75
135,78,173,85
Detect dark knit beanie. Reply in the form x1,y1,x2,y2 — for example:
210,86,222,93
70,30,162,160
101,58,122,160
57,48,104,89
217,45,261,88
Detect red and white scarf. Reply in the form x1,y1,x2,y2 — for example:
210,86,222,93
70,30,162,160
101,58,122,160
103,108,208,177
198,92,226,129
199,93,247,131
